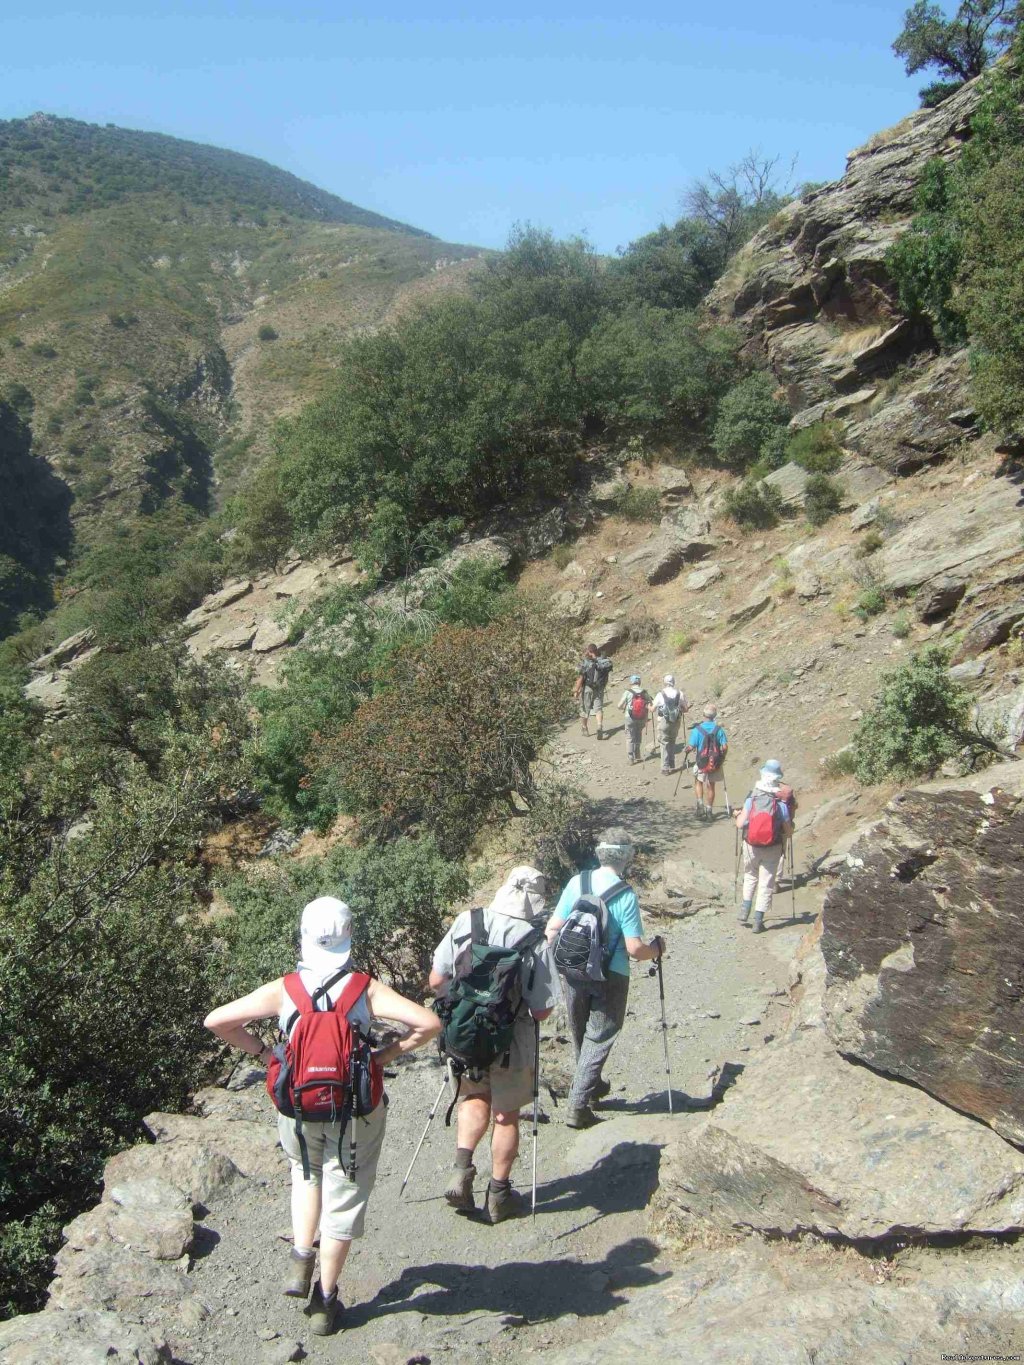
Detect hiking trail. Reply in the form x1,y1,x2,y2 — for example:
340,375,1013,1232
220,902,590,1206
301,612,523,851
176,676,822,1365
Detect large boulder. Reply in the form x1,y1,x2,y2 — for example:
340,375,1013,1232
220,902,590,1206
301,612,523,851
0,1308,170,1364
844,351,976,473
821,785,1024,1146
655,1027,1024,1241
63,1178,194,1262
952,603,1024,661
143,1111,284,1183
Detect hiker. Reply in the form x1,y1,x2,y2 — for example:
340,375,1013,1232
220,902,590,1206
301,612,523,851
574,642,613,739
735,760,794,933
204,897,440,1336
618,674,653,765
689,704,728,819
429,866,558,1224
546,828,666,1129
652,673,689,776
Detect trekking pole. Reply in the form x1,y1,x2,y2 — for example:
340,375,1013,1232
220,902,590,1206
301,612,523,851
531,1017,541,1221
722,775,732,817
673,745,690,800
648,950,674,1116
399,1069,449,1198
789,836,797,923
734,827,742,906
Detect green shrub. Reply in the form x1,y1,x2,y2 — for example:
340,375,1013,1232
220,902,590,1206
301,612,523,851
609,483,661,522
854,585,887,620
723,477,784,529
669,628,698,653
892,609,912,639
852,644,970,783
551,544,574,570
257,323,279,341
218,836,469,998
821,746,858,779
29,341,57,359
522,779,598,886
712,372,790,471
856,529,884,557
787,420,844,473
804,473,844,526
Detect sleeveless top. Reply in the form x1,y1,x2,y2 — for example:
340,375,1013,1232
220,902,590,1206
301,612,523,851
278,967,373,1040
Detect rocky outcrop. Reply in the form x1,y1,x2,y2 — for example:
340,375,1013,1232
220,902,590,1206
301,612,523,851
821,785,1024,1146
844,351,975,473
0,1308,171,1364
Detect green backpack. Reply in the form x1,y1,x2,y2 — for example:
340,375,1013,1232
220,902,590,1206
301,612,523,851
434,907,544,1123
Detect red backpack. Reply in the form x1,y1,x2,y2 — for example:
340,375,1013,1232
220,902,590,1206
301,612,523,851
267,970,384,1177
629,691,649,722
694,722,725,774
746,790,783,847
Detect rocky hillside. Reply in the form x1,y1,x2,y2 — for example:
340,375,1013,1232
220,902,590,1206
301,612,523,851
0,114,482,526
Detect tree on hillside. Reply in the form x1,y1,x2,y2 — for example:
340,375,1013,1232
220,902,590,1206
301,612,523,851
312,603,572,856
682,150,796,262
893,0,1018,105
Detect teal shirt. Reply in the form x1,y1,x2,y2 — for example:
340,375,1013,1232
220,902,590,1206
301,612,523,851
553,867,644,977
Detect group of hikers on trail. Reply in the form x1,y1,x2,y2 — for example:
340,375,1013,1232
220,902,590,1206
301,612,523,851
204,827,667,1336
574,642,729,816
203,652,799,1336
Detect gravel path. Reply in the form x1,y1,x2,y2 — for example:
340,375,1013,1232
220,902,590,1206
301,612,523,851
178,707,821,1364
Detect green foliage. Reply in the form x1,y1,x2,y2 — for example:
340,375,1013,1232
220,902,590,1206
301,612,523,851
606,217,734,311
218,835,469,999
892,609,913,638
607,483,662,522
522,779,598,885
723,477,784,529
854,584,888,620
257,323,279,341
886,158,968,344
577,304,743,437
787,421,845,473
0,400,73,636
804,473,844,526
892,0,1015,103
313,602,571,856
0,651,253,1316
856,529,885,557
821,746,858,779
712,372,790,470
853,644,970,782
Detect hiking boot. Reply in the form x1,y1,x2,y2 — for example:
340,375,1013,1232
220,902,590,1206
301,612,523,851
283,1248,315,1298
596,727,604,741
752,912,765,934
444,1163,477,1212
306,1281,342,1336
661,767,672,776
565,1105,599,1129
737,900,752,926
486,1181,526,1224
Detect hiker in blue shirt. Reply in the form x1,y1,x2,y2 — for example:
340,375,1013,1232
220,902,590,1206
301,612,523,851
545,828,665,1130
688,704,728,820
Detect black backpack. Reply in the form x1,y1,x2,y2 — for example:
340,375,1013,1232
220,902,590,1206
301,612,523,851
584,656,613,688
552,870,628,984
434,908,544,1122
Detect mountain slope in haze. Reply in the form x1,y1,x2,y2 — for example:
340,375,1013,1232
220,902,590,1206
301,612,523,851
0,114,483,541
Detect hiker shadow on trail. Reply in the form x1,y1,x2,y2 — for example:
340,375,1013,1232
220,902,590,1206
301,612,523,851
354,1235,667,1329
588,795,695,856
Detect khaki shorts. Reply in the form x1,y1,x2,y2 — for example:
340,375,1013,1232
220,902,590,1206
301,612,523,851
278,1102,387,1241
459,1065,532,1114
580,684,605,719
695,765,723,784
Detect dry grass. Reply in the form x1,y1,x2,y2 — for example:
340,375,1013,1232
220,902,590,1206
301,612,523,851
827,321,892,357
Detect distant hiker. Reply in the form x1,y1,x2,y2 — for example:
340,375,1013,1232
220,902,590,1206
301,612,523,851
429,866,558,1224
574,642,614,739
618,674,653,765
204,898,439,1336
689,704,728,818
546,829,666,1129
652,673,689,776
735,760,794,933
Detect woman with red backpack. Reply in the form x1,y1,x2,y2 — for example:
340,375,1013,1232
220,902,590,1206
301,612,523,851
204,897,440,1336
734,760,794,934
617,674,653,765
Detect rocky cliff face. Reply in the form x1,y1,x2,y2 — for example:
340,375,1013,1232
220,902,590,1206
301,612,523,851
708,77,982,453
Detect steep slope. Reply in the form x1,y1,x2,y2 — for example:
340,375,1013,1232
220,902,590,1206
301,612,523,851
0,115,482,527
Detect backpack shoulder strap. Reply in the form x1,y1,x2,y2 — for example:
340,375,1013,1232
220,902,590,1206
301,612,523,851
581,868,592,896
285,971,314,1013
336,970,371,1017
470,906,487,946
601,879,630,902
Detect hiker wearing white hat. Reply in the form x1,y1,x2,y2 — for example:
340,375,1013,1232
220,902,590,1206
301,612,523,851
205,897,440,1335
429,865,558,1224
651,674,690,776
735,761,795,932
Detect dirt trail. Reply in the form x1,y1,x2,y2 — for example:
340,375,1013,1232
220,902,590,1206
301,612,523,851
179,684,825,1364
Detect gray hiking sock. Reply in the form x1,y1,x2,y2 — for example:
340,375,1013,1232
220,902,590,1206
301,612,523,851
488,1177,511,1192
454,1147,474,1169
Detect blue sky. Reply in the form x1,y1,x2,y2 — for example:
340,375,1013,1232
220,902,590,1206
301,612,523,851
3,1,922,251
